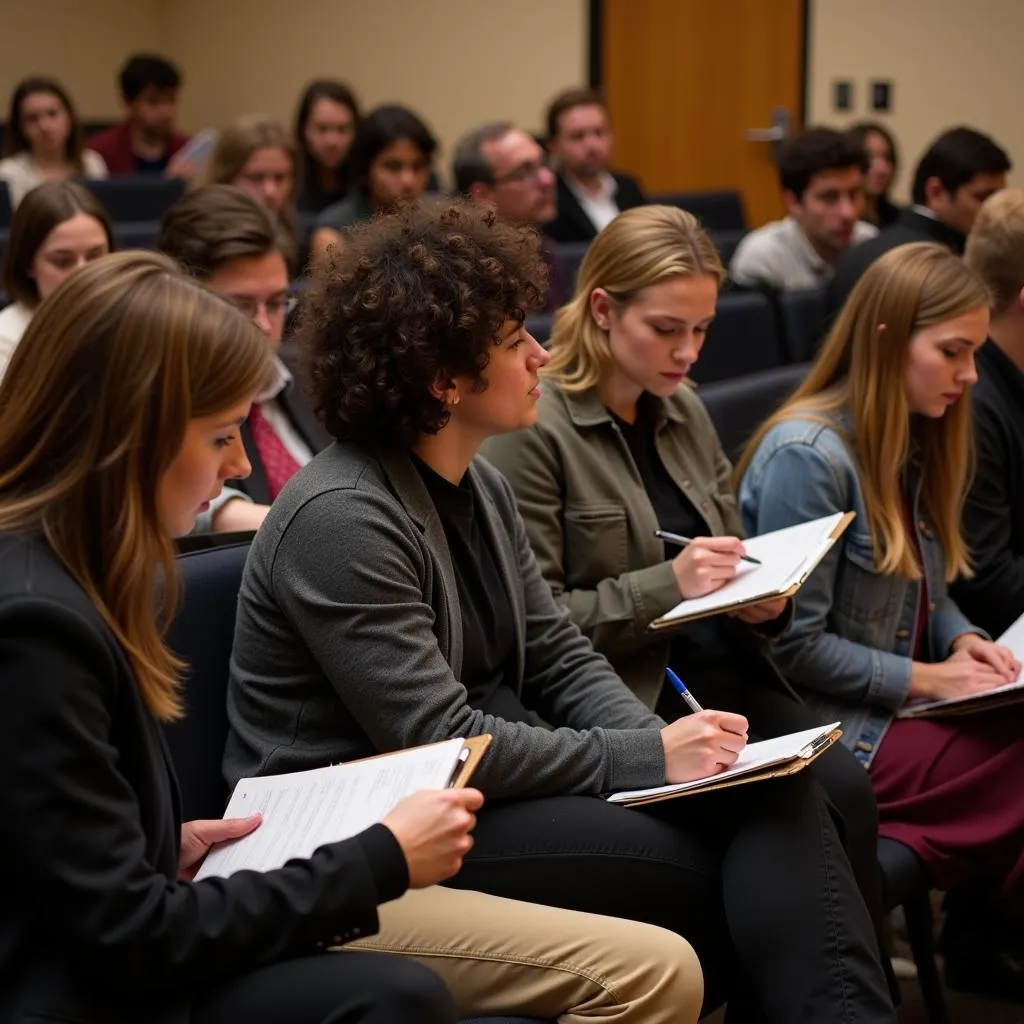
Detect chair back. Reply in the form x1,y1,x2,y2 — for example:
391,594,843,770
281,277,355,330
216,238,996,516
163,542,250,820
84,176,185,223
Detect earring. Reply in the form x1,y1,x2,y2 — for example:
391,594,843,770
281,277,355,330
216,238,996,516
451,394,461,405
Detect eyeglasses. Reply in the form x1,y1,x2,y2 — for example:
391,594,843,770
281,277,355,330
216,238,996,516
493,153,554,186
223,294,298,322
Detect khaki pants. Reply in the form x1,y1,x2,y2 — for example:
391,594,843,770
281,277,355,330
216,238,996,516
345,885,703,1023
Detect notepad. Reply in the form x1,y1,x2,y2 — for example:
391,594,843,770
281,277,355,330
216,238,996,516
195,735,490,880
607,723,841,807
896,611,1024,718
649,512,854,629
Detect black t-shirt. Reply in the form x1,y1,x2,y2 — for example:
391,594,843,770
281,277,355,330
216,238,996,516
609,395,765,713
412,455,531,722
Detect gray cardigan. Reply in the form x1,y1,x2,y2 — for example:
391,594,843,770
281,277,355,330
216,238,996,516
224,442,667,798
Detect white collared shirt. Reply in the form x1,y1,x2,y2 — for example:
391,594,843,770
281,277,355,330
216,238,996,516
565,171,621,233
729,216,878,291
254,356,315,468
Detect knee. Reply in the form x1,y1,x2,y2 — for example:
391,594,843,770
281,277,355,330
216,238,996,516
378,959,458,1024
612,921,705,1023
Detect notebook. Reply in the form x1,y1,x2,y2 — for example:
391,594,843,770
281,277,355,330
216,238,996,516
649,512,855,629
896,611,1024,718
195,735,491,880
607,723,842,807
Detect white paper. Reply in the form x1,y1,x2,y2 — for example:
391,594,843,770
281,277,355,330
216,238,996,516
897,611,1024,717
195,738,466,880
653,512,846,625
607,723,840,804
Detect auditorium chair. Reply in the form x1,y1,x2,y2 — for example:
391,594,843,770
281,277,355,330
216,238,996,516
164,542,548,1024
649,189,748,232
690,288,784,385
84,175,185,223
114,220,162,251
525,312,554,346
552,240,589,296
777,286,828,363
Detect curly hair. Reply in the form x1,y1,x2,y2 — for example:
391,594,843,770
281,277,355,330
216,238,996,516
299,198,547,448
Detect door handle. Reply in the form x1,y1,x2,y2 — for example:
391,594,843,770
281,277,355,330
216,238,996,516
745,107,791,144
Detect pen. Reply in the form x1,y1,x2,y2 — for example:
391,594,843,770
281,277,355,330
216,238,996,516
654,529,762,565
665,667,704,714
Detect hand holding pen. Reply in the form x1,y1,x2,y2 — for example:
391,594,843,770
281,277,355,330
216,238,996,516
655,532,759,600
659,668,749,782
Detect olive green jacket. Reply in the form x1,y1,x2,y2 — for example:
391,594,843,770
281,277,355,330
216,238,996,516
482,379,791,709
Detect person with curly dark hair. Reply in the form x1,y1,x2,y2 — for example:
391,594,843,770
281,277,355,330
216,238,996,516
225,198,897,1024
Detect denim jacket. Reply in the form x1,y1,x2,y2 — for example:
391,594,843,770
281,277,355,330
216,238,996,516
738,411,983,766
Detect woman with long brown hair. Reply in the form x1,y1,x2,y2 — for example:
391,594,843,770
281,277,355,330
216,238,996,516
0,250,479,1024
0,76,107,206
738,242,1024,961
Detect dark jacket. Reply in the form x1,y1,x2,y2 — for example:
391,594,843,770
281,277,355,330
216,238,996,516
825,208,966,323
0,532,407,1024
951,340,1024,636
224,443,666,797
234,374,334,505
542,171,647,243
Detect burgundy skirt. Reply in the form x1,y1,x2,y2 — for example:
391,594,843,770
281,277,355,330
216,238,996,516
869,709,1024,912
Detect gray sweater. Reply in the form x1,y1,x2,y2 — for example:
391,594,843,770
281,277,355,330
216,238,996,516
224,442,667,798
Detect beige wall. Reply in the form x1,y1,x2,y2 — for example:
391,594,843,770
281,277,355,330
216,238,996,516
0,0,160,120
807,0,1023,200
165,0,588,178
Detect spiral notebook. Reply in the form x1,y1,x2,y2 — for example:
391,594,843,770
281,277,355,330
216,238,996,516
649,512,855,629
195,735,491,880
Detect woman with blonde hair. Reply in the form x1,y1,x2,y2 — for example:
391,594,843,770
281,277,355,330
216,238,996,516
738,242,1024,928
483,202,891,983
202,115,299,267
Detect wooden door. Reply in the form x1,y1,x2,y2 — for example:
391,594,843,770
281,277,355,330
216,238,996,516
601,0,805,228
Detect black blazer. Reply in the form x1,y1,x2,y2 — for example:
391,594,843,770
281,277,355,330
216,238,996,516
542,171,647,244
951,341,1024,637
234,374,334,505
0,532,407,1024
825,208,966,323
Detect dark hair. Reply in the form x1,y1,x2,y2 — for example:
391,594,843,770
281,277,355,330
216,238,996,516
2,180,115,306
4,77,84,166
294,79,361,191
300,198,547,448
347,105,436,196
157,184,284,280
911,126,1011,206
451,121,514,194
545,87,606,140
776,127,868,199
119,54,181,102
847,121,899,174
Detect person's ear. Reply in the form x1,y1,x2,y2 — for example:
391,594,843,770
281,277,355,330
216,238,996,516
1015,287,1024,317
467,182,494,208
428,374,460,406
922,175,948,210
782,189,802,218
589,288,613,332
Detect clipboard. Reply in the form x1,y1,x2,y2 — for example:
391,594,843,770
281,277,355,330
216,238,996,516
447,734,492,787
649,512,856,630
609,727,843,808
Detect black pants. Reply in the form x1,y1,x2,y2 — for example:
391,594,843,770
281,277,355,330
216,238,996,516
451,754,894,1023
671,674,889,962
193,950,457,1024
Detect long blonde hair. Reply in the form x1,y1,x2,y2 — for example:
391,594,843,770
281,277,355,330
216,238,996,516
543,205,726,392
736,242,989,581
0,252,272,720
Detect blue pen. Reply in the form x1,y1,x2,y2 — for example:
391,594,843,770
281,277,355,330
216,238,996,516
665,667,704,714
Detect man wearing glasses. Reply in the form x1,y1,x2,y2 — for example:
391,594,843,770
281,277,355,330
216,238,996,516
157,184,331,534
452,121,566,311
